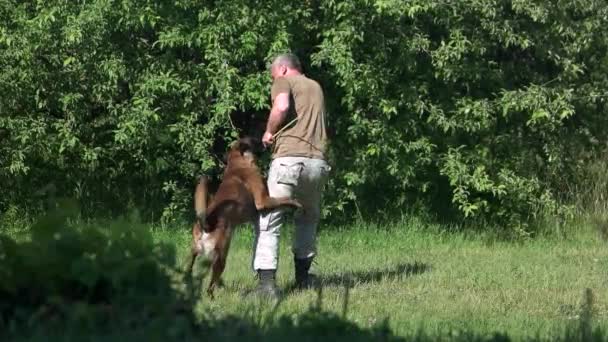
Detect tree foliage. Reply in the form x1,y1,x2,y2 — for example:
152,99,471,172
1,0,607,230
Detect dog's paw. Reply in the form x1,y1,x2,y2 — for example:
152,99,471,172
292,201,307,215
294,206,306,216
206,288,216,299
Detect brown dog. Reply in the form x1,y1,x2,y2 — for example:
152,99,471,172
185,137,301,297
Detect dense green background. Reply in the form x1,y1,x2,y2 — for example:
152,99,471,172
2,0,607,232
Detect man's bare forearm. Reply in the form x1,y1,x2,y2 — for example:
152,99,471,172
266,92,290,135
266,107,287,134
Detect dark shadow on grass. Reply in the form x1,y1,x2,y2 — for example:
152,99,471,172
280,261,430,301
314,261,431,288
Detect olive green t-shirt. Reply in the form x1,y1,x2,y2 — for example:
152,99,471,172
270,74,327,160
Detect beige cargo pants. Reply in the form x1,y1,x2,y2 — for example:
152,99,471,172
252,156,331,271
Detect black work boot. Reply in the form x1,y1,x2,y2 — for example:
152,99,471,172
252,269,280,299
294,256,314,290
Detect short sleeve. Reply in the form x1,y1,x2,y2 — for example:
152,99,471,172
271,77,291,101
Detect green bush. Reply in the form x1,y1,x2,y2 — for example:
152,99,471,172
0,203,189,331
1,1,607,231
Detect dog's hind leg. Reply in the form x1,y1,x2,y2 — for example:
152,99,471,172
206,255,225,298
185,246,199,275
186,221,203,274
206,225,232,298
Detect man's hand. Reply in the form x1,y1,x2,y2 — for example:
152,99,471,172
262,131,274,148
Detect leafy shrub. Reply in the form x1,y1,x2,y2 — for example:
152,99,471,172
1,1,607,231
0,203,190,332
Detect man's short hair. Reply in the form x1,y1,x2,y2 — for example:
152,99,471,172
271,53,302,72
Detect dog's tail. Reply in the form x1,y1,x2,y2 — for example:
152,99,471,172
194,176,208,229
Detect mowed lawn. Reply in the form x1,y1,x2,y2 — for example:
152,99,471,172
154,218,608,341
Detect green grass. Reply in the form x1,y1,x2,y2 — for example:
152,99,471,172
2,213,606,341
151,216,608,341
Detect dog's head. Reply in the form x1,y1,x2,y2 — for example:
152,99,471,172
226,136,263,162
236,136,263,155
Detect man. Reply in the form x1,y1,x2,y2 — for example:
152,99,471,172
252,53,330,298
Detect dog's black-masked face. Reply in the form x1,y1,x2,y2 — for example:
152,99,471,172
236,136,264,156
225,136,264,164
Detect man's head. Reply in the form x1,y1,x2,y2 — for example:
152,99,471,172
269,53,303,80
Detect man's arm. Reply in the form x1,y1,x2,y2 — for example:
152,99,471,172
263,92,290,146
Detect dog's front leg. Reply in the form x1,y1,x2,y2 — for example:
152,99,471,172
250,183,302,211
244,175,299,211
257,196,302,211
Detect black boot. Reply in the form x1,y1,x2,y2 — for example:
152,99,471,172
294,256,314,290
253,269,280,299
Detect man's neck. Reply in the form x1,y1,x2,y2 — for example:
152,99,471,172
284,69,302,77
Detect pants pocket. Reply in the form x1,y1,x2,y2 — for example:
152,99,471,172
276,162,304,186
316,164,331,190
320,164,331,178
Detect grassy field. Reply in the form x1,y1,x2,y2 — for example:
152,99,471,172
149,216,608,341
2,213,607,341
